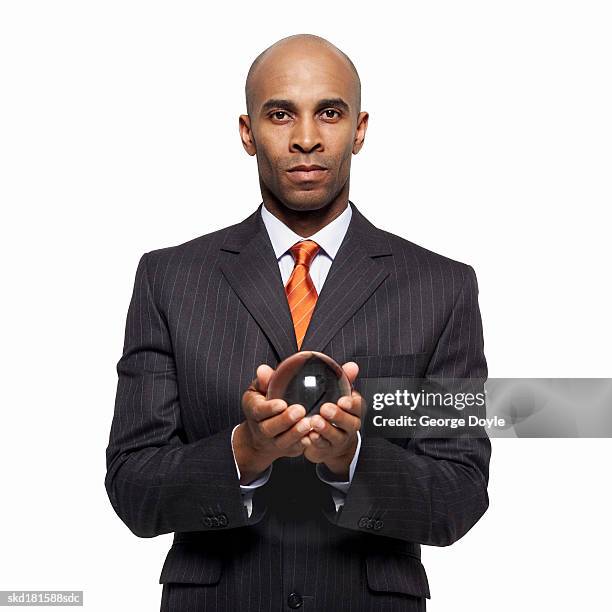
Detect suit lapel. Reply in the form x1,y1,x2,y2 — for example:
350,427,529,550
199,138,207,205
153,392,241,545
219,206,298,361
300,203,392,352
219,202,393,361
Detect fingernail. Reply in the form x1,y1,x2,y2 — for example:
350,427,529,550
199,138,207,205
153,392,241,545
290,406,304,421
297,418,311,433
320,405,335,418
313,416,325,430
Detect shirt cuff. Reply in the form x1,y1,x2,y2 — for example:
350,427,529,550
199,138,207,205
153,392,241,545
315,430,362,510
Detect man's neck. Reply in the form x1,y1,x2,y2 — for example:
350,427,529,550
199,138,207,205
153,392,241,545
261,187,350,238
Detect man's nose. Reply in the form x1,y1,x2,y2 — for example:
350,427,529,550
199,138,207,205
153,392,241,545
290,116,323,153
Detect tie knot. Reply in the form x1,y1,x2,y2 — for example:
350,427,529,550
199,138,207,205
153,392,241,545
290,240,320,268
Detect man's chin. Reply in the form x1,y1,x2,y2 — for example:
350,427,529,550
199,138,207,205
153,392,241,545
277,191,333,213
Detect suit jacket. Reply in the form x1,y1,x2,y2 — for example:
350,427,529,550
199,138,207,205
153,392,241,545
105,201,491,612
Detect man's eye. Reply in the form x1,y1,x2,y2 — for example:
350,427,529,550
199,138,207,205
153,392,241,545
321,109,340,119
272,111,289,120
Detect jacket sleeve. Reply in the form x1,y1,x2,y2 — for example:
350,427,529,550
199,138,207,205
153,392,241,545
104,252,265,538
326,264,491,546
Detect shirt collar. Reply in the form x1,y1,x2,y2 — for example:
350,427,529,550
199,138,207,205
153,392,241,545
260,202,352,261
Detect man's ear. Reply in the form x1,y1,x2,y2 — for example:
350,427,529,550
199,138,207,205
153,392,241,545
239,114,257,156
352,111,369,154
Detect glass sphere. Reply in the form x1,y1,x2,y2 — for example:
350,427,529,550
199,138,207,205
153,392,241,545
267,351,351,416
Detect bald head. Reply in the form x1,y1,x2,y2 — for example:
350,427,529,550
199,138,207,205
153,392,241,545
245,34,361,118
238,34,369,217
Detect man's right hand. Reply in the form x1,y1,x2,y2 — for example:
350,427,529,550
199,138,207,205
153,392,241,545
233,364,312,485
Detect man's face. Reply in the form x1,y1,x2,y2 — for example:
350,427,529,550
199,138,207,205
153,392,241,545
240,45,368,212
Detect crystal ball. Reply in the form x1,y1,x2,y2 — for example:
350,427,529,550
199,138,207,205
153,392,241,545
267,351,352,416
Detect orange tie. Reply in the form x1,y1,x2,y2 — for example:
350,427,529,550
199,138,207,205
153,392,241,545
285,240,320,349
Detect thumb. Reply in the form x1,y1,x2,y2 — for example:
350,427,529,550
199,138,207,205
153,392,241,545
341,361,359,385
254,364,275,394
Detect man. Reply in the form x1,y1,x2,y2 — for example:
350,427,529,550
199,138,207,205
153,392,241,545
105,34,490,611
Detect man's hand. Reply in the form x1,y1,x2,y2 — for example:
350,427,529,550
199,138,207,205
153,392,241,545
233,364,312,485
301,362,363,480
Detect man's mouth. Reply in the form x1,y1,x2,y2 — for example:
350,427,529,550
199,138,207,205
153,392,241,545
288,164,326,172
287,165,328,183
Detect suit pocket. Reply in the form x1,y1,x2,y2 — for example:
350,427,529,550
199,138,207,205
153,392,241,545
366,551,431,599
354,353,429,379
159,543,223,585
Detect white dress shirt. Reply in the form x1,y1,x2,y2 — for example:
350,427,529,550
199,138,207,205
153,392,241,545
231,202,362,517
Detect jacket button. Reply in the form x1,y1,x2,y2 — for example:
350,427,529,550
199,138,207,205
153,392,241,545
366,518,375,529
218,513,228,527
358,516,369,528
211,516,220,527
374,519,383,530
203,516,212,527
287,592,303,608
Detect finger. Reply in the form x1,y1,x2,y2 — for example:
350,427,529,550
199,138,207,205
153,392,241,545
337,391,365,418
300,436,312,448
301,441,326,463
319,402,361,435
246,395,288,422
307,430,331,449
243,364,276,406
341,361,359,384
336,392,364,417
259,404,306,437
286,440,307,456
273,416,313,451
310,413,346,446
352,391,366,417
301,438,328,464
254,364,275,394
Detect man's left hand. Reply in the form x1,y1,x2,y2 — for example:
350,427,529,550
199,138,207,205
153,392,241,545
301,361,363,479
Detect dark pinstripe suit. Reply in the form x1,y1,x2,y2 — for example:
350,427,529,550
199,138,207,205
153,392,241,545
105,201,490,611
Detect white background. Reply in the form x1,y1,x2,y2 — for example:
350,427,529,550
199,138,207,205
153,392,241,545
1,1,611,610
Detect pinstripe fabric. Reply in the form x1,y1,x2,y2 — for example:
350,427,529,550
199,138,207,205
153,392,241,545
105,201,490,611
